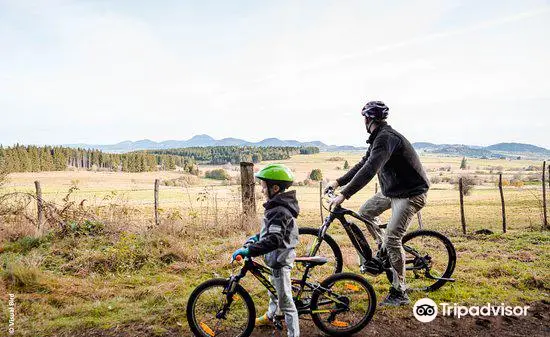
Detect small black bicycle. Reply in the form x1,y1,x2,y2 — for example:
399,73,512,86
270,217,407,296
187,252,376,337
295,187,456,292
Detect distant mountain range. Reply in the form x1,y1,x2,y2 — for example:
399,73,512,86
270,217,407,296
64,134,364,153
412,142,550,159
63,135,550,159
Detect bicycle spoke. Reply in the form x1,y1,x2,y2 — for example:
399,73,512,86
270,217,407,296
192,285,250,336
403,233,452,291
314,279,371,328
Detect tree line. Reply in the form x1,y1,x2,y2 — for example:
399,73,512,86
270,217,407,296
0,145,198,174
150,146,319,165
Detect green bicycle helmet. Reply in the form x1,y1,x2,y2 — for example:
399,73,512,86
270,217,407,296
255,164,294,182
255,164,294,191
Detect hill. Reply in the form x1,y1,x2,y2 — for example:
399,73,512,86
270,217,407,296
61,135,549,159
64,135,365,153
412,142,550,159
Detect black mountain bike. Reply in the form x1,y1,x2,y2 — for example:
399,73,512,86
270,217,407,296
187,252,376,337
296,187,456,292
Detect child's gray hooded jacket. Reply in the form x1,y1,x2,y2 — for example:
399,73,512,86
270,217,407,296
247,190,299,269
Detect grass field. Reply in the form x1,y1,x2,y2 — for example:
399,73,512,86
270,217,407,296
0,152,549,336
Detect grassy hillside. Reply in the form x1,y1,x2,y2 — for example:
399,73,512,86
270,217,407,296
1,153,549,336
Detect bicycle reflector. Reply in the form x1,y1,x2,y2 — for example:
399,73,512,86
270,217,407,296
200,322,215,336
331,320,350,327
345,283,361,292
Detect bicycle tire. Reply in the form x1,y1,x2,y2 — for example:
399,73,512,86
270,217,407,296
388,229,456,292
187,278,256,337
310,272,376,336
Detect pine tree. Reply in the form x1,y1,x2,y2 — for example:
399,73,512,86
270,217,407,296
460,157,467,170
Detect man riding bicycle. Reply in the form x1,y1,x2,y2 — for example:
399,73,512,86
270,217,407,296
327,100,430,306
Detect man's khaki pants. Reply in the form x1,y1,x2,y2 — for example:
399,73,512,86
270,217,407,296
358,192,427,292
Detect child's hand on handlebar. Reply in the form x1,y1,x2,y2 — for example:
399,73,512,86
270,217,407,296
232,247,249,262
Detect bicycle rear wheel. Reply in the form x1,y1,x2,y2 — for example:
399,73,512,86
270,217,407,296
310,273,376,336
400,229,456,291
186,278,255,337
296,227,343,281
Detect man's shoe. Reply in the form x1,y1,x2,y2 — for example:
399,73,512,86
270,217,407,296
380,287,410,307
255,313,271,326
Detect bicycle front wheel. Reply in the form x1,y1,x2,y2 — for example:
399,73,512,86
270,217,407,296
310,273,376,336
186,278,255,337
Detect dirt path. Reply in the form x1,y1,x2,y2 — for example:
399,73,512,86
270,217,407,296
55,301,549,337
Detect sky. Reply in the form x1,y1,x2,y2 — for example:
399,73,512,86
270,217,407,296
1,0,549,148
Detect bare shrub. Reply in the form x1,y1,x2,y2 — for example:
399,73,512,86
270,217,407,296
456,175,478,196
526,174,540,182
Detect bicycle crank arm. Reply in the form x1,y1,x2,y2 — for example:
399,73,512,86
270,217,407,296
425,274,455,282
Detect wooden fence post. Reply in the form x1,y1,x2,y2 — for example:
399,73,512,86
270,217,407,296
154,179,160,226
459,177,466,234
499,173,506,233
319,181,324,222
374,182,378,195
35,181,44,233
543,161,548,229
240,162,256,217
417,211,424,229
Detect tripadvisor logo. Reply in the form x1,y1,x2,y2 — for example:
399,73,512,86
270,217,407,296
413,298,530,323
413,298,438,322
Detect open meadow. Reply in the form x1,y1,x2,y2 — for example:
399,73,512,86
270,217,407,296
1,152,549,336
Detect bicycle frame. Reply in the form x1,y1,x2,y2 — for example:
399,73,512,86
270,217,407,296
312,193,455,283
222,257,352,317
311,205,375,263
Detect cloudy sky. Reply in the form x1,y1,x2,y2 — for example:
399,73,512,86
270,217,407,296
1,0,549,148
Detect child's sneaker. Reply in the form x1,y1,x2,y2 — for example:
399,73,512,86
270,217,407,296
255,313,271,326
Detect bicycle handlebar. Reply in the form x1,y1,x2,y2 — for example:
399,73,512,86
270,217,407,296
321,185,366,220
324,186,337,199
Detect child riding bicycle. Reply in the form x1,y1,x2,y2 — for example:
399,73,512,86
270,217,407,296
231,164,300,337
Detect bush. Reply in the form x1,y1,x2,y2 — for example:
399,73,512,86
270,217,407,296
2,236,42,254
327,157,344,162
163,175,201,187
343,161,350,170
67,220,105,236
511,179,524,188
302,179,313,186
309,169,323,181
457,175,478,196
460,157,467,169
205,169,230,180
430,176,442,184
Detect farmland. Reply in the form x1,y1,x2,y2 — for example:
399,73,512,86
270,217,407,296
0,152,549,336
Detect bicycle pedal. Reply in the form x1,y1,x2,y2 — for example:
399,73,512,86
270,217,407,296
360,260,384,275
273,315,284,330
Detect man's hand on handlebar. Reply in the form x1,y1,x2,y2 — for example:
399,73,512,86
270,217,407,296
329,194,345,209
